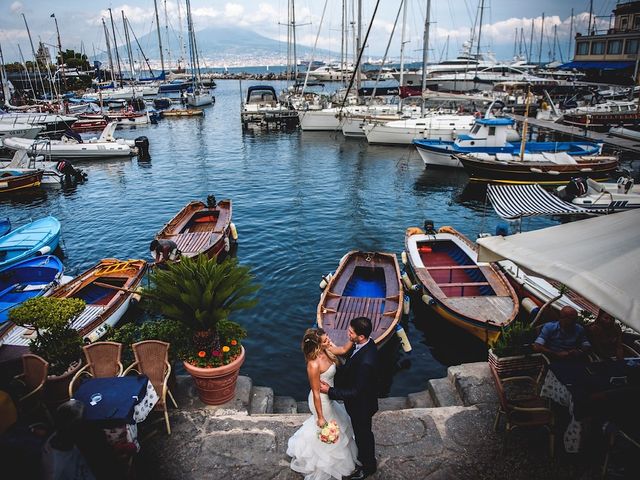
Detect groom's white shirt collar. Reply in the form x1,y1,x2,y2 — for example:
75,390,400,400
351,338,371,357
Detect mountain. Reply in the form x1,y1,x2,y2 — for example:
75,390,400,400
131,25,337,67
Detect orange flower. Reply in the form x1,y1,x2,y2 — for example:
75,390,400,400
198,351,206,358
222,346,230,353
230,339,237,346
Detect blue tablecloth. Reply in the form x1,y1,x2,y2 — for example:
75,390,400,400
74,376,149,425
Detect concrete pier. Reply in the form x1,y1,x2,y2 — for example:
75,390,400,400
136,362,608,479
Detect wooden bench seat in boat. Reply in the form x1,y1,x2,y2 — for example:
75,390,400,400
322,296,397,345
173,232,213,254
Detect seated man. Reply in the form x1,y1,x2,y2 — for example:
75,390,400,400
585,309,624,361
533,306,591,361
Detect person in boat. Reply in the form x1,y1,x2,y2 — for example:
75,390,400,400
533,306,592,361
149,239,181,264
320,317,379,479
585,309,624,361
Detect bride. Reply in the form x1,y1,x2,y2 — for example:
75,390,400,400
287,328,358,480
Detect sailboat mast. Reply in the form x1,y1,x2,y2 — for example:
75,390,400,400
122,11,135,79
177,0,186,71
102,18,115,84
52,14,66,91
341,0,345,83
474,0,485,78
153,0,166,75
17,44,37,102
0,41,13,106
421,0,431,115
398,0,408,95
21,13,47,98
528,19,534,64
108,9,123,85
164,0,172,73
292,0,297,81
538,13,545,65
568,8,574,61
356,0,362,91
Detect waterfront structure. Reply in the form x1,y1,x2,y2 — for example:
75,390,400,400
562,0,640,84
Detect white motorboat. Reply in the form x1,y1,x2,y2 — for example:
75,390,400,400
0,123,43,140
0,111,77,135
81,85,159,102
2,122,137,159
556,176,640,212
363,114,476,145
300,104,417,132
187,89,214,107
0,149,87,185
423,65,548,93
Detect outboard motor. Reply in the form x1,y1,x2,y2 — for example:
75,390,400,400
134,136,150,161
423,219,437,235
559,177,588,201
130,97,146,111
149,111,160,124
206,194,217,208
56,160,87,183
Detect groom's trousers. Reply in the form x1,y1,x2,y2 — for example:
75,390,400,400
350,410,376,473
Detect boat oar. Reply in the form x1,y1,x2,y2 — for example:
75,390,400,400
93,281,140,294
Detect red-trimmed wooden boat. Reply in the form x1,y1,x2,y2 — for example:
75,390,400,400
0,258,147,348
71,118,108,132
0,170,43,194
403,225,518,343
155,198,234,260
317,251,404,348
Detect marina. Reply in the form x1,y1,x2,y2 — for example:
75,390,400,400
1,0,640,478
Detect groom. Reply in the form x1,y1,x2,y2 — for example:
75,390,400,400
320,316,378,479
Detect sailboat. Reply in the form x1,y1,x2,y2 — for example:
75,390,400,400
185,0,213,107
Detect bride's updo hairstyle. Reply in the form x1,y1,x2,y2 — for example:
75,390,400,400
302,328,323,361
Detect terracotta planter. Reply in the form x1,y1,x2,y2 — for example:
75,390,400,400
44,360,82,408
183,346,245,405
488,349,545,378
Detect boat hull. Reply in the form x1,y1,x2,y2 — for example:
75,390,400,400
0,170,43,193
0,216,60,270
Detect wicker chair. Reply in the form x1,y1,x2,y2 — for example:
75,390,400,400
68,341,124,397
490,362,555,458
14,354,51,423
123,340,177,435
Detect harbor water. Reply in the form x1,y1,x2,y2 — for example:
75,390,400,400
0,80,563,399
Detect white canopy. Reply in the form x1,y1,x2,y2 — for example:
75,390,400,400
477,209,640,331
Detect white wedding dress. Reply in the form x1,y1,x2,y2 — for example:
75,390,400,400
287,363,358,480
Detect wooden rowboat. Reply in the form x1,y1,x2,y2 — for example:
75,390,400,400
0,258,146,347
161,109,204,117
155,199,234,260
0,169,43,194
317,251,404,348
403,225,518,344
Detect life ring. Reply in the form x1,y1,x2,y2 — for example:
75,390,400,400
438,226,456,235
405,227,424,237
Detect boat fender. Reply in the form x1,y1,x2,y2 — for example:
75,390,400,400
319,272,333,290
230,222,238,241
36,246,52,256
521,297,539,316
401,273,413,291
421,293,434,306
403,294,410,315
405,227,424,237
401,250,407,265
224,236,231,252
131,287,144,305
438,226,456,235
395,325,412,353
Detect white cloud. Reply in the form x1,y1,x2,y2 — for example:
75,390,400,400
10,2,23,14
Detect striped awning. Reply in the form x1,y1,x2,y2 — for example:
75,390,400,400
487,184,589,220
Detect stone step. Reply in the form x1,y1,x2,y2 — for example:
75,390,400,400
447,362,497,407
173,374,253,415
273,396,298,414
407,390,435,408
296,401,311,414
249,386,274,415
427,377,463,407
378,396,409,411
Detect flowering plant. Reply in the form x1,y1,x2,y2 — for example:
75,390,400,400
318,420,340,444
144,255,259,368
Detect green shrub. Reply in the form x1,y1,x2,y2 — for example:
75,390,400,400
492,321,538,357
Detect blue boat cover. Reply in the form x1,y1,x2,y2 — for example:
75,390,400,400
559,61,634,71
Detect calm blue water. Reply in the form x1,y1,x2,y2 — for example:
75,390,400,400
0,80,563,399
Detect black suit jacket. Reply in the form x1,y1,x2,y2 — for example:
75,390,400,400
328,339,378,416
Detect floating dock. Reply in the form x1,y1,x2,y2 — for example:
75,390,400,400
509,114,640,154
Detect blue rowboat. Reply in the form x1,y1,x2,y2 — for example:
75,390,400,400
0,218,10,237
0,216,61,270
0,255,64,325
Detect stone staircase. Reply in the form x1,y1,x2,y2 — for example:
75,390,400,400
173,361,497,416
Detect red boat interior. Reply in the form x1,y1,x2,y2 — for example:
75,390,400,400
418,240,495,297
182,210,220,233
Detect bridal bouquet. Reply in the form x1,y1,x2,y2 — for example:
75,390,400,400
318,420,340,444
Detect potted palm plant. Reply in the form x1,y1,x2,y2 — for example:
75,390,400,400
488,321,544,377
9,296,86,406
144,255,259,405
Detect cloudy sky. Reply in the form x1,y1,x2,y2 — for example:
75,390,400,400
0,0,620,65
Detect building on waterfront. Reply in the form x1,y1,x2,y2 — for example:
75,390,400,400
561,0,640,85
